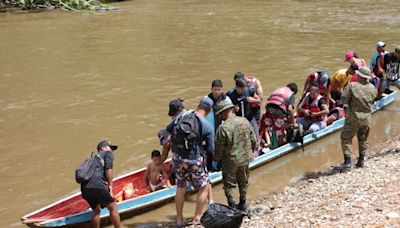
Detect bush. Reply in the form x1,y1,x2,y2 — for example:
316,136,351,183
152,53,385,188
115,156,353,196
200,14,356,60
0,0,107,11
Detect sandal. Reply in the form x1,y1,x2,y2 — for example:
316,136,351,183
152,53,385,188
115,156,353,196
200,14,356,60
176,220,187,228
188,220,201,227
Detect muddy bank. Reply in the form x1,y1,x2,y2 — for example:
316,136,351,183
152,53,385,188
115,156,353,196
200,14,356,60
243,135,400,227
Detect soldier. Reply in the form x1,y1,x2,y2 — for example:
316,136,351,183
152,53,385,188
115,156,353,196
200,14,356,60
214,97,258,212
336,67,377,170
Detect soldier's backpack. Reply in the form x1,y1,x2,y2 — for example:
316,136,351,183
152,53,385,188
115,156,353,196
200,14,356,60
75,152,104,183
171,111,203,156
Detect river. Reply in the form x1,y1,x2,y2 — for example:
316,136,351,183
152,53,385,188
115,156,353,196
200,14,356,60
0,0,399,227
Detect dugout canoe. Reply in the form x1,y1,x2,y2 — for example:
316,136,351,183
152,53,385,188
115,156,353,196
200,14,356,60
21,91,397,227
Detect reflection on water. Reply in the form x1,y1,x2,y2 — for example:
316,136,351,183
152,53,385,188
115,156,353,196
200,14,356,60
0,0,399,227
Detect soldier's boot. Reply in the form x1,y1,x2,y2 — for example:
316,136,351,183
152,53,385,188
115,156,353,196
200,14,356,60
335,154,352,170
237,199,247,212
356,153,365,168
227,198,237,209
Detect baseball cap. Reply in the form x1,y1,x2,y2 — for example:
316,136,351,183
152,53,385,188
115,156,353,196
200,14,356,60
376,41,386,48
319,71,329,84
158,129,170,146
199,96,214,108
168,98,184,117
97,140,118,151
344,51,355,62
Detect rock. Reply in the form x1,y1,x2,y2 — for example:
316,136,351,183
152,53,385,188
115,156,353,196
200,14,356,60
385,212,400,219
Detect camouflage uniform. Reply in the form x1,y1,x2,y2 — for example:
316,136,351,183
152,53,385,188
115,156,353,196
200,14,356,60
214,115,258,204
341,80,377,158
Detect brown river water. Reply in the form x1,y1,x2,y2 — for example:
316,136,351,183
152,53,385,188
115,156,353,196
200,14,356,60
1,0,399,227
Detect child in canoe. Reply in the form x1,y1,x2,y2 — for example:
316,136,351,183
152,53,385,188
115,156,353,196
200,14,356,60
144,150,171,192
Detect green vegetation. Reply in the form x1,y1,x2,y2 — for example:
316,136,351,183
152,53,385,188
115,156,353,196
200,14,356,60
0,0,110,11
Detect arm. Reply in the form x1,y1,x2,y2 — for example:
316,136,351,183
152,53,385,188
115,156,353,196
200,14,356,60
105,169,113,195
103,152,114,195
288,105,296,126
161,121,174,162
256,79,264,99
297,100,310,117
303,77,310,94
264,131,271,148
377,56,385,77
361,58,367,67
246,92,261,103
310,103,329,117
161,142,171,162
325,84,332,108
161,166,171,187
214,128,227,162
143,164,150,186
203,121,215,155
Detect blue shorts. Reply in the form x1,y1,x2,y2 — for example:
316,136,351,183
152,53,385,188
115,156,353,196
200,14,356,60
380,78,400,89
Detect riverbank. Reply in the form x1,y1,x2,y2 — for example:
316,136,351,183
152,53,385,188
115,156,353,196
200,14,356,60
243,135,400,227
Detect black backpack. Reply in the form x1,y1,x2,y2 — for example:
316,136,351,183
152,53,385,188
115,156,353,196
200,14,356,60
75,152,104,184
171,111,202,155
286,124,305,151
200,203,245,228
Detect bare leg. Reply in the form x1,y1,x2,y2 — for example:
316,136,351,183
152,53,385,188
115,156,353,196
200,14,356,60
92,205,101,228
207,182,214,204
175,186,186,225
193,184,209,223
106,202,121,228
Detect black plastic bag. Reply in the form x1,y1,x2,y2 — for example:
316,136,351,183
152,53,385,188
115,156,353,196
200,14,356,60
286,124,305,151
200,203,245,228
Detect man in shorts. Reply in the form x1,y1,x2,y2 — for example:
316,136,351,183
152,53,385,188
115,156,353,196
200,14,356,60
164,100,215,226
81,140,121,228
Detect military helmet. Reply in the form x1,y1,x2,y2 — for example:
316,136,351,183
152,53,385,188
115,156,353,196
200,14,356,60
356,66,372,79
215,97,234,115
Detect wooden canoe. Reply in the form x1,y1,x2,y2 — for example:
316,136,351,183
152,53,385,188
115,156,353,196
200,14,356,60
21,91,397,227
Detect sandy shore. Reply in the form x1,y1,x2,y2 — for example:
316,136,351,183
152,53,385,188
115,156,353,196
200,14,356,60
243,135,400,227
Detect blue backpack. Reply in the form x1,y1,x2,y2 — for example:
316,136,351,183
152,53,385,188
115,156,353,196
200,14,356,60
75,152,104,184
